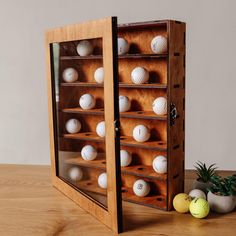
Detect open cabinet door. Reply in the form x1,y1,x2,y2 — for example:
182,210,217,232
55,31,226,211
45,17,122,233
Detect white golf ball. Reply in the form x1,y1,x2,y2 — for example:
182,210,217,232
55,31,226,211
133,179,150,197
133,125,150,142
189,189,206,200
68,166,83,181
120,150,132,167
79,94,95,110
119,95,131,112
62,68,78,83
65,119,81,134
152,155,167,174
151,35,167,54
98,172,107,189
81,145,97,161
152,97,167,115
94,67,104,84
117,37,129,55
76,40,93,56
96,121,105,138
131,67,149,84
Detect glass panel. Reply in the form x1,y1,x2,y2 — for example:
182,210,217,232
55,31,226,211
51,38,108,208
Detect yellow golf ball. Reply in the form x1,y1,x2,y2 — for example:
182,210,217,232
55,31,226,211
189,198,210,219
173,193,191,213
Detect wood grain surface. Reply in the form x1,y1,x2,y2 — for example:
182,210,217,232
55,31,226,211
0,165,235,236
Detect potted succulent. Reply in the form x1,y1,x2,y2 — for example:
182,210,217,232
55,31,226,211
192,161,217,193
207,175,236,213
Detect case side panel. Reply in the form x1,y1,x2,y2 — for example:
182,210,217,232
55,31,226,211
167,21,186,210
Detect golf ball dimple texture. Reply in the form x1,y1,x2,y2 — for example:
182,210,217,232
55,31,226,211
133,179,150,197
189,189,206,200
151,35,167,54
94,67,104,84
118,38,129,55
133,125,150,142
120,150,132,167
65,119,81,134
131,67,149,84
119,95,131,112
98,172,107,189
81,145,97,161
76,40,93,56
68,167,83,181
79,94,95,110
152,155,167,174
62,68,78,83
189,198,210,219
96,121,105,138
152,97,167,115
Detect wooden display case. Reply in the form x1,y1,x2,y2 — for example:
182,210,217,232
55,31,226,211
46,17,185,233
117,20,185,210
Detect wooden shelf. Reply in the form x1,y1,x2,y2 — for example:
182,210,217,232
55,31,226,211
65,156,167,181
122,187,167,210
63,133,167,151
120,110,166,120
60,82,167,89
122,165,167,181
61,176,166,210
119,82,167,89
62,107,104,116
60,82,103,87
66,155,106,170
60,53,167,60
62,107,167,120
74,179,107,196
63,132,104,143
120,136,167,151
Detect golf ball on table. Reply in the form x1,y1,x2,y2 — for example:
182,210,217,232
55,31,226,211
189,198,210,219
68,166,83,181
81,145,97,161
117,38,129,55
96,121,105,138
62,68,78,83
133,179,150,197
119,95,131,112
151,35,167,54
133,125,150,142
189,189,206,200
152,97,167,115
98,172,107,189
131,67,149,84
120,150,132,167
76,40,93,56
79,94,95,110
65,119,81,134
94,67,104,84
152,155,167,174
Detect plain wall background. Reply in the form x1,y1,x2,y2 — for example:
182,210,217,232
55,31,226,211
0,0,235,169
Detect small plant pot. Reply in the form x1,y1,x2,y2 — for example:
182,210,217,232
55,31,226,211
207,191,236,213
192,179,213,193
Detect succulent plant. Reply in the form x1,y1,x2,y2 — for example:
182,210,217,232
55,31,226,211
194,161,217,183
209,175,236,196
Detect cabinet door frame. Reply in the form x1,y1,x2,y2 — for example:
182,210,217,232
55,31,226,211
45,17,122,233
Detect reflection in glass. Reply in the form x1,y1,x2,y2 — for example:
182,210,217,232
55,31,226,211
51,39,107,208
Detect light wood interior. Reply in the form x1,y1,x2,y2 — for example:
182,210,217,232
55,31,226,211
118,25,167,54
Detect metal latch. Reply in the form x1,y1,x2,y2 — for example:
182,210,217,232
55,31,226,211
170,103,178,126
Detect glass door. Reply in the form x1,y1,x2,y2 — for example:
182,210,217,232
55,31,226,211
45,17,122,233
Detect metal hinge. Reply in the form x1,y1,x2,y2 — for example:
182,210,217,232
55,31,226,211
114,119,120,132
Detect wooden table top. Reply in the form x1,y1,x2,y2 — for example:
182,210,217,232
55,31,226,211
0,164,235,236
